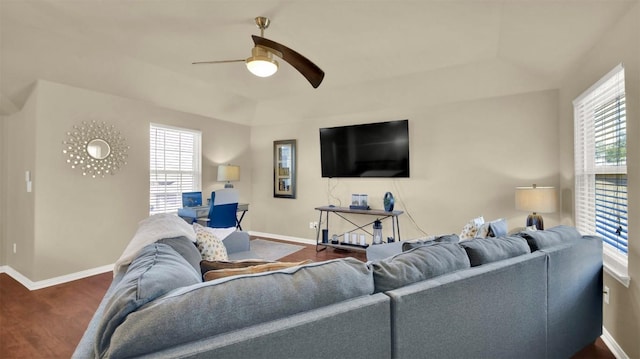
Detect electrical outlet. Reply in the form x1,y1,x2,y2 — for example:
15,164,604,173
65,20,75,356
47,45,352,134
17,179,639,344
309,222,318,229
604,286,610,304
13,243,17,254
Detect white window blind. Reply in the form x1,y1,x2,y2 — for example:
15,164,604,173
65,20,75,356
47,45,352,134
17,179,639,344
150,124,202,215
573,64,628,256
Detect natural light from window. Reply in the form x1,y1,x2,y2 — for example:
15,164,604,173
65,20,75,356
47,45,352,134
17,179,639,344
573,64,629,286
149,124,202,215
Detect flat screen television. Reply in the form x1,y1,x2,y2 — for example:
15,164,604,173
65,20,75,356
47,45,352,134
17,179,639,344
319,119,410,178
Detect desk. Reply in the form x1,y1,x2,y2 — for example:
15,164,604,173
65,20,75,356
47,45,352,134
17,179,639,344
178,203,249,230
314,206,403,252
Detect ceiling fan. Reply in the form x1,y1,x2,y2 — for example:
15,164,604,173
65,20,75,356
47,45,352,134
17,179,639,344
193,17,325,88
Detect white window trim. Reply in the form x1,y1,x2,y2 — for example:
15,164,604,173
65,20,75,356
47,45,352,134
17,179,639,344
603,245,630,287
149,123,202,215
573,64,630,287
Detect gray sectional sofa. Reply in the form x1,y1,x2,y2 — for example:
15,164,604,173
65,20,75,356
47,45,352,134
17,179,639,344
74,225,602,359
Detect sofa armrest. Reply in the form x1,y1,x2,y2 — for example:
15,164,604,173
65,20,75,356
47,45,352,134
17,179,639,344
222,231,250,254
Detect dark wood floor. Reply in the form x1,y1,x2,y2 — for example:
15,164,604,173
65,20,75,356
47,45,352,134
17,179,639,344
0,238,613,359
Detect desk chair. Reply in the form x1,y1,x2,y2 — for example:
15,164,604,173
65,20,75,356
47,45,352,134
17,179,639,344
208,189,239,228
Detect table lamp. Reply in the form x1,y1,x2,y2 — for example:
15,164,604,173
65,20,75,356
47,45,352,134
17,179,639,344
515,184,557,230
217,165,240,188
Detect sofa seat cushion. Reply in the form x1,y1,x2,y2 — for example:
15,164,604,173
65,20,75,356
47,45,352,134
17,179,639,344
370,243,470,293
460,236,531,267
518,225,583,251
106,257,374,358
95,243,202,357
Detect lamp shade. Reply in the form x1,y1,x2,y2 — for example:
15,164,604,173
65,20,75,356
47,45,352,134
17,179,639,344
245,46,278,77
217,165,240,182
515,185,557,213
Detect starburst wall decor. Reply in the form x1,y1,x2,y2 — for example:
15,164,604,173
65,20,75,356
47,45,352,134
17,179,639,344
62,120,129,178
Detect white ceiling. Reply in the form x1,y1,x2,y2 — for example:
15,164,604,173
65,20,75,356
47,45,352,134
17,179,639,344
1,0,636,125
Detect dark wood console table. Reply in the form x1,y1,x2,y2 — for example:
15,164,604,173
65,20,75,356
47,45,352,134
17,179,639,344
314,206,404,252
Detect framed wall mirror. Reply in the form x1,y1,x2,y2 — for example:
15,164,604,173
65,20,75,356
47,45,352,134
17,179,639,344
274,139,296,198
62,120,129,178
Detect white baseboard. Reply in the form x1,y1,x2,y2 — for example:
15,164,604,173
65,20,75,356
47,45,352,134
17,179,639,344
249,231,316,245
0,264,114,291
602,326,629,359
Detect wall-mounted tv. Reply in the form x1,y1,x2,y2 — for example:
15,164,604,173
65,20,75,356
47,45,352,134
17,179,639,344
319,119,410,178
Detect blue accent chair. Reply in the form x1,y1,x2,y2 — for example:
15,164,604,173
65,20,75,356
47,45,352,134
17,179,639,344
208,189,239,228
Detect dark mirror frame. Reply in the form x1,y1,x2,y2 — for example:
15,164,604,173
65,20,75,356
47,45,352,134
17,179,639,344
273,139,296,199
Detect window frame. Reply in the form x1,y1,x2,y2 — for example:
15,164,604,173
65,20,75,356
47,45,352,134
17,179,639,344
573,64,630,287
149,123,202,215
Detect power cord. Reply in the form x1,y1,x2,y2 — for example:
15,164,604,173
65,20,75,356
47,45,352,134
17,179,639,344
392,181,429,237
327,177,342,207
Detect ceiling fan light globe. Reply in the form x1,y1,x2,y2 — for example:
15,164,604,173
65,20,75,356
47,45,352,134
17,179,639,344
246,57,278,77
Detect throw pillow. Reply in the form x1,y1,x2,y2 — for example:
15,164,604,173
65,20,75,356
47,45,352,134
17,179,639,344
459,216,485,240
476,223,491,238
200,259,275,275
487,218,508,237
203,260,313,281
193,223,229,261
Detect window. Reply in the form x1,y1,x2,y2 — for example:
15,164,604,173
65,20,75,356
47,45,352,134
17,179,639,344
573,64,629,286
150,124,202,215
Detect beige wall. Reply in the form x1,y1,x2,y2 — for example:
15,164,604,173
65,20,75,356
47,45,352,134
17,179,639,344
1,115,4,266
3,89,37,277
558,3,639,358
250,89,560,241
2,80,250,281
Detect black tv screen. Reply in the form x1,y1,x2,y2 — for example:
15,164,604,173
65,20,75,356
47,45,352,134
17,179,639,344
319,119,410,178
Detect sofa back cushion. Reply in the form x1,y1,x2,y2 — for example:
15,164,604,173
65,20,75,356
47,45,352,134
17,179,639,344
518,225,583,251
106,257,374,358
460,236,531,267
370,243,470,293
401,234,459,251
157,236,202,274
95,243,202,358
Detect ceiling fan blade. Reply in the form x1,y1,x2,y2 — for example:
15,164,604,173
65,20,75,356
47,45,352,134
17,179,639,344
252,35,324,88
192,59,244,65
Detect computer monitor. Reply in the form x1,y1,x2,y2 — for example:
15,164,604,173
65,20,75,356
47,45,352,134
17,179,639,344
181,192,202,207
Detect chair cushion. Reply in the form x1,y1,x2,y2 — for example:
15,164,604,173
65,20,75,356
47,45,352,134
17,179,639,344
460,236,531,266
370,243,470,293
